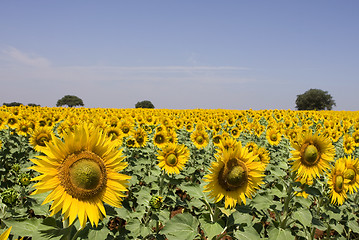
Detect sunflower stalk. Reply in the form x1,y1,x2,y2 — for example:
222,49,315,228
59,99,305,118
279,172,296,229
159,171,166,196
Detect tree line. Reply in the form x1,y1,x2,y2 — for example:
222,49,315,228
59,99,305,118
2,89,336,110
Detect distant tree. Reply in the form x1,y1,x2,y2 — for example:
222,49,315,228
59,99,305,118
28,103,40,107
56,95,84,107
3,102,23,107
295,89,336,110
135,100,155,109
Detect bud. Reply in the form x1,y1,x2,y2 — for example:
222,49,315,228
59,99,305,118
149,195,163,210
19,172,31,186
1,188,19,206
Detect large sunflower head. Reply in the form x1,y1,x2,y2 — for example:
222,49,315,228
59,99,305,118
29,123,130,228
203,142,264,208
289,131,335,183
340,156,359,194
266,128,282,146
343,134,355,155
29,126,55,151
131,127,148,148
157,143,190,175
190,129,209,149
153,130,168,148
328,160,349,205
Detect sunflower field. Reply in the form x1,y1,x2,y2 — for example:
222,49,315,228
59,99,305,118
1,106,359,240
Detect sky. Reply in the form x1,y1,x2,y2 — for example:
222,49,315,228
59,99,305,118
0,1,358,110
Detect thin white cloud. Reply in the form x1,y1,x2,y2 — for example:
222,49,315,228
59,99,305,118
1,46,51,67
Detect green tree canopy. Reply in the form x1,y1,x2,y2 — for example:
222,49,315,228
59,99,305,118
295,89,336,110
3,102,23,107
56,95,84,107
135,100,155,109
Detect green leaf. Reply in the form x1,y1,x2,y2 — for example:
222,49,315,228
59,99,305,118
234,227,261,240
2,218,43,238
180,182,208,200
250,194,274,210
230,211,253,226
199,218,223,240
160,212,200,240
312,217,326,231
268,227,295,240
88,225,111,240
292,208,312,227
126,218,151,239
305,187,321,196
348,220,359,233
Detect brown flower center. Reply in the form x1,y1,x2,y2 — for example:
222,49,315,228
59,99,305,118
218,160,248,191
59,151,107,200
302,144,320,166
334,175,344,193
344,168,356,184
166,153,178,166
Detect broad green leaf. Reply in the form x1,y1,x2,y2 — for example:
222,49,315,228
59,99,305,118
268,227,295,240
88,226,111,240
180,182,208,200
251,194,274,210
2,218,43,238
231,211,253,226
234,227,261,240
348,220,359,233
160,212,199,240
126,218,151,239
312,217,326,231
305,187,321,196
292,208,312,227
199,218,223,240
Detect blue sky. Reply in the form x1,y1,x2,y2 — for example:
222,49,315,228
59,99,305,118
0,1,358,110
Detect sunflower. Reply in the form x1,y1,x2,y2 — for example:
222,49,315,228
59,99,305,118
157,143,190,175
341,156,359,194
153,130,168,148
29,126,55,152
29,124,130,228
252,147,270,170
104,126,123,147
245,142,258,154
265,128,282,146
289,131,335,183
190,129,209,149
203,142,264,208
342,134,355,155
131,127,148,148
15,119,33,136
327,160,349,205
352,130,359,147
166,128,178,144
118,119,134,137
230,127,241,138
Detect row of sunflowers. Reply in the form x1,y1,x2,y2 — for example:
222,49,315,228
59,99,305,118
1,106,359,239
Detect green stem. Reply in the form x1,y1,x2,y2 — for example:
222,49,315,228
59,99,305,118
280,181,294,228
159,171,165,196
203,198,215,223
71,228,83,240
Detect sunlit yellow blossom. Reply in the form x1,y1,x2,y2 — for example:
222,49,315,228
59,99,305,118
265,128,282,146
328,160,349,205
290,131,335,183
190,129,209,149
340,156,359,194
204,142,264,208
29,126,55,152
30,124,130,228
157,143,190,175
